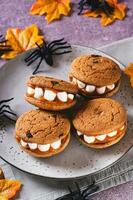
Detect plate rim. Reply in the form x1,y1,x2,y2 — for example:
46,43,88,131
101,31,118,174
0,44,132,179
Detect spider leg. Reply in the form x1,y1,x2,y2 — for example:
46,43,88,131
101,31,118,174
82,182,99,198
26,55,40,66
1,114,16,122
78,0,87,15
0,110,17,116
51,45,71,53
0,98,14,105
48,38,64,48
52,50,72,55
33,57,43,75
0,105,13,112
48,41,68,49
24,50,39,62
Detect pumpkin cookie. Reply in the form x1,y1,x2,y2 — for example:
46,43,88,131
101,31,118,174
15,110,70,157
72,98,127,149
25,76,78,111
69,55,121,98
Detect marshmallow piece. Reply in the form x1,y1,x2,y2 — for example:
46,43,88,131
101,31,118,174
44,89,56,101
77,131,83,136
85,85,96,93
57,92,68,102
107,84,115,90
38,144,50,152
96,86,106,94
72,77,77,84
77,80,86,89
96,134,106,141
28,143,37,150
84,135,95,144
34,87,43,99
21,139,27,147
51,140,61,150
68,94,74,100
107,130,117,137
27,87,35,95
120,125,125,131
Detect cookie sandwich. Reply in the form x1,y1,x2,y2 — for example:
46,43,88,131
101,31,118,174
69,55,121,98
15,110,70,157
26,76,78,111
72,98,127,149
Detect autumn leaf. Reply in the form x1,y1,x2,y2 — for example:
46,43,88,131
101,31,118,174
124,63,133,87
0,195,8,200
30,0,71,23
84,0,127,26
0,179,21,199
2,24,44,59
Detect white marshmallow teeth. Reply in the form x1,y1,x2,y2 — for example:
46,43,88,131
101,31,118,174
57,92,68,102
68,94,74,100
85,85,96,93
31,86,75,103
107,84,115,90
72,76,116,95
28,143,37,150
44,89,56,101
38,144,50,152
77,131,83,136
20,140,62,152
96,86,106,94
51,140,61,150
27,87,35,95
77,80,86,89
72,77,77,84
34,87,44,99
21,139,27,147
84,135,95,144
96,134,106,141
107,130,117,137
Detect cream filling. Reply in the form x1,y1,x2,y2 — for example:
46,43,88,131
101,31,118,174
72,77,116,95
20,139,61,152
77,125,125,144
27,87,75,102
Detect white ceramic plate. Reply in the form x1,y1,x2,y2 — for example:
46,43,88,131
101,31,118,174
0,45,133,179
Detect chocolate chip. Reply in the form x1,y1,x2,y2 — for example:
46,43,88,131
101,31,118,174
26,132,33,138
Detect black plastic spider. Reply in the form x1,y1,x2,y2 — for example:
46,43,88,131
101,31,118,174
0,35,12,57
0,98,17,122
56,181,99,200
24,38,72,75
78,0,114,16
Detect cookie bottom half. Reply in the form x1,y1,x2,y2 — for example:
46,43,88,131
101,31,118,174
76,125,126,149
25,96,76,111
16,133,70,158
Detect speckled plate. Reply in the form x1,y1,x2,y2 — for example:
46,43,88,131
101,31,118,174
0,45,133,179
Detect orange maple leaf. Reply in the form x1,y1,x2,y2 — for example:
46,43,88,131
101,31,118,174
84,0,127,26
124,63,133,87
2,24,44,59
30,0,71,23
0,179,21,199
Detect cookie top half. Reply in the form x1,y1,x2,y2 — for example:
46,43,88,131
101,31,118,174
15,110,70,144
27,76,78,94
73,98,127,135
70,55,121,86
